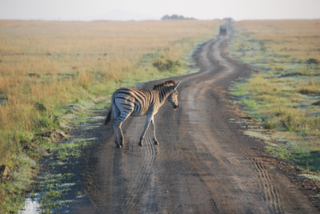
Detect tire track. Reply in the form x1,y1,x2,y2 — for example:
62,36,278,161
252,157,282,213
118,128,158,214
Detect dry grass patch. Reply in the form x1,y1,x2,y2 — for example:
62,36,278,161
234,20,320,61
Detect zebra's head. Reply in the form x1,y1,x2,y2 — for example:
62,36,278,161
167,82,180,110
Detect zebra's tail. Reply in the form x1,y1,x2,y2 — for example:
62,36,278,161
104,107,113,125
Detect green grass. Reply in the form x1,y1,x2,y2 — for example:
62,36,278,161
33,140,91,212
229,25,320,176
266,146,292,160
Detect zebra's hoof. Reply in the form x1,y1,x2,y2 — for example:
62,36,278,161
139,142,143,147
118,144,122,148
154,140,159,145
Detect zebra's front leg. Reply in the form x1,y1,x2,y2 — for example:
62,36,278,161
151,118,159,145
139,115,153,147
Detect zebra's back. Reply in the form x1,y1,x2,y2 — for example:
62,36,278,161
112,88,155,116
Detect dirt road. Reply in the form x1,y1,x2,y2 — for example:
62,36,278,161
72,36,319,213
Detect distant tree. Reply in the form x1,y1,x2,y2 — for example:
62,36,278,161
162,15,170,20
161,14,196,20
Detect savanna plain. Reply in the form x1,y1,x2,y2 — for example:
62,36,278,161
1,18,320,213
0,20,221,212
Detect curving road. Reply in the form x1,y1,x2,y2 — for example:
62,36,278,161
72,36,319,213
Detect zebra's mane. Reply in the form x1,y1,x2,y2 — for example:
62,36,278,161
153,79,175,90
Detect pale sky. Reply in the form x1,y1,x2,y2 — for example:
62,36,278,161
0,0,319,21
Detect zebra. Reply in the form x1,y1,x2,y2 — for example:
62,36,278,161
104,80,181,148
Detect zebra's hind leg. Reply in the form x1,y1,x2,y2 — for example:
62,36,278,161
113,119,125,148
118,122,125,148
151,118,159,145
113,119,121,148
116,111,132,148
112,106,122,148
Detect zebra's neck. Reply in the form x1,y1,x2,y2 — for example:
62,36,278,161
158,87,173,104
153,85,166,91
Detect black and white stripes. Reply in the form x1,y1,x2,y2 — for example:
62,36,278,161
105,80,181,148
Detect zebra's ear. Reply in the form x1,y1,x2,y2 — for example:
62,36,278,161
174,82,180,89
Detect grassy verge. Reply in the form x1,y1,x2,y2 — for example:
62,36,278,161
0,20,221,212
228,20,320,175
35,139,94,213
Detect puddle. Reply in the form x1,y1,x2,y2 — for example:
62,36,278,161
298,174,320,182
82,125,101,130
37,182,76,191
86,116,105,122
187,69,201,75
75,195,85,199
50,161,65,166
73,137,98,142
18,196,41,214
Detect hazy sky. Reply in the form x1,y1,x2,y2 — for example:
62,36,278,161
0,0,319,21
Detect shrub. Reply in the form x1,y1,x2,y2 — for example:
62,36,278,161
280,115,294,132
34,102,46,112
152,58,181,71
306,58,319,65
263,120,276,129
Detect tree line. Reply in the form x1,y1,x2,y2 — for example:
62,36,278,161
161,14,196,20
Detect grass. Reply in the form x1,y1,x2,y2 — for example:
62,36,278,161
229,20,320,174
0,20,221,212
